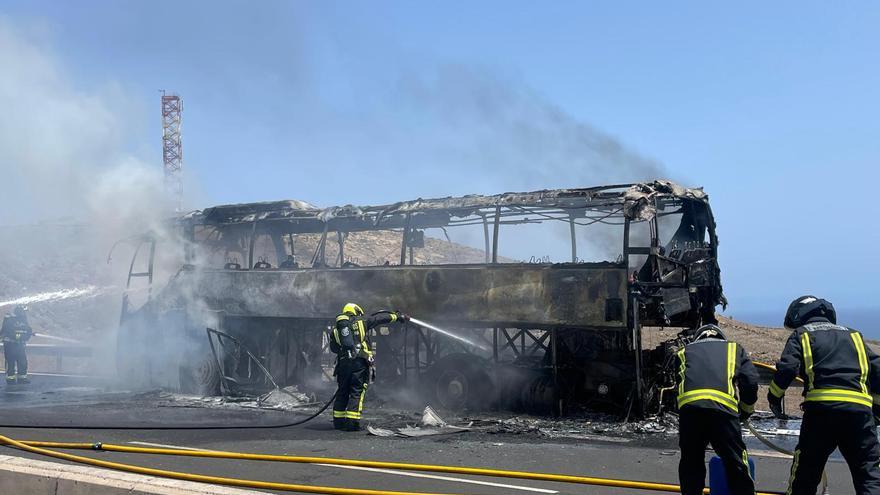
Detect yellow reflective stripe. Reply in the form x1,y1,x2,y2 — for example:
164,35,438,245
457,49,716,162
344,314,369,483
805,395,872,407
336,314,350,323
873,393,880,406
805,388,872,408
677,348,686,396
332,411,347,418
739,401,755,414
678,388,737,403
357,321,366,343
786,449,800,495
769,381,785,398
332,328,340,345
727,342,736,397
357,384,368,413
851,332,869,395
677,388,738,411
344,411,361,419
389,313,398,323
801,333,814,390
678,393,738,412
741,449,753,481
807,387,872,399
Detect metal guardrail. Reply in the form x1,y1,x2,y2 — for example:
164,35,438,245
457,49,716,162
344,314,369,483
1,344,93,373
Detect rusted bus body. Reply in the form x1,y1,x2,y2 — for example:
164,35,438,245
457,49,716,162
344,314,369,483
118,180,722,414
156,264,627,328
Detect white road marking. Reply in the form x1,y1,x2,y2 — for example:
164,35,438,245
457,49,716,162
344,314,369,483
316,463,559,494
747,449,792,459
128,441,558,493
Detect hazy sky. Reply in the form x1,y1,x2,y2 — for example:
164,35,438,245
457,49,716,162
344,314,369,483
0,2,877,317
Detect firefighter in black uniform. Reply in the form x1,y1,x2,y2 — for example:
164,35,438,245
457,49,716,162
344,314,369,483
330,303,408,431
768,296,880,495
676,324,759,495
1,305,33,385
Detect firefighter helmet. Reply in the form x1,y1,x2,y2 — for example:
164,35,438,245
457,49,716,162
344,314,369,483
784,295,836,329
694,323,727,341
342,303,364,316
12,305,27,317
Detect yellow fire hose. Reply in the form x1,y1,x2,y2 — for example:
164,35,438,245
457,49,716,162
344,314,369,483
1,436,785,494
0,434,449,495
753,361,803,383
0,362,799,494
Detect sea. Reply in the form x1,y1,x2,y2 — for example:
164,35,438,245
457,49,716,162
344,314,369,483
722,307,880,339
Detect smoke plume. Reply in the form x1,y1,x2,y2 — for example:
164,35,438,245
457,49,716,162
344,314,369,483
0,18,176,378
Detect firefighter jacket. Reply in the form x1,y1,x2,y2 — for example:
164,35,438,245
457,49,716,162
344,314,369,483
770,317,880,411
675,337,759,416
0,315,32,344
330,312,400,360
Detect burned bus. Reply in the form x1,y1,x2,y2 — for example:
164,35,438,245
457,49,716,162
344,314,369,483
117,180,723,415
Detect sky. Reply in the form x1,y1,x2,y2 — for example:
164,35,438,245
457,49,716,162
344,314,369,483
0,1,877,321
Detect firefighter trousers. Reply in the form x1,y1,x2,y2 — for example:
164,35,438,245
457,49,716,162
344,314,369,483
3,342,27,381
333,357,369,426
787,407,880,495
679,407,755,495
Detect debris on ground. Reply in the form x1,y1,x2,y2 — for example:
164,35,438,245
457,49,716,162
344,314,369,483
155,387,318,412
259,386,314,408
368,405,472,438
467,411,681,439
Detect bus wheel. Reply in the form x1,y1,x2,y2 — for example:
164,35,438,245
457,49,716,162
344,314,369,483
179,354,221,396
428,354,493,410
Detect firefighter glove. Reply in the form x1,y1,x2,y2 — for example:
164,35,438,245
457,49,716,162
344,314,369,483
396,311,410,322
767,392,784,418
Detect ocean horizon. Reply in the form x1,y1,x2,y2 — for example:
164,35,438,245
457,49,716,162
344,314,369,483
722,307,880,339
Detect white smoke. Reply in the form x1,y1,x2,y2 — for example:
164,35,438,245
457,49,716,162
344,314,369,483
0,16,168,230
0,17,179,379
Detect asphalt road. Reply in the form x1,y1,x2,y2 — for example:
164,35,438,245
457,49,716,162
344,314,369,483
0,375,859,495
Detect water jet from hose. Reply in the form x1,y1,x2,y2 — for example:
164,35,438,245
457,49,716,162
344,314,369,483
408,317,488,351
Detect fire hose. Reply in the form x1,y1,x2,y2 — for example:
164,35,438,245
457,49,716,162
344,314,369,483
0,361,798,494
749,361,829,494
0,360,804,493
0,434,786,495
0,391,338,430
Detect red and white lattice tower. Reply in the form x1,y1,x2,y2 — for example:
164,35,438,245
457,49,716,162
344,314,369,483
161,91,183,212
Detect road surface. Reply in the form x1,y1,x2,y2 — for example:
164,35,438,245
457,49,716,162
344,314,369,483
0,374,858,495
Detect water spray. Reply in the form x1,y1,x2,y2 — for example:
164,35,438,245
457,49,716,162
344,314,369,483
33,333,83,344
0,286,102,308
408,317,488,351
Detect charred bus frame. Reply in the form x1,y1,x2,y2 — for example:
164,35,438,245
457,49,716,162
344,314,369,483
118,180,723,415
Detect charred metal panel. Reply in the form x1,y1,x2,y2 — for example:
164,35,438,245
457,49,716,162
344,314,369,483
153,264,628,329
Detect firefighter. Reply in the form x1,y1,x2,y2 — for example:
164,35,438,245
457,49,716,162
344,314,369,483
329,303,408,431
768,296,880,494
676,324,759,495
1,305,33,385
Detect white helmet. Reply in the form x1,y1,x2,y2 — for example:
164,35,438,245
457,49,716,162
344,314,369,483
694,324,726,341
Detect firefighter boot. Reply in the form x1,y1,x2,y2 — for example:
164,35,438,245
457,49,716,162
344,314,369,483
333,418,349,431
5,376,15,386
17,375,29,385
345,420,361,432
